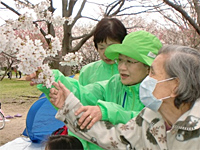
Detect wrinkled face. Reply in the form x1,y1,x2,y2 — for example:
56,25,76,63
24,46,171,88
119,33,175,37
118,54,149,85
97,38,120,64
150,54,177,99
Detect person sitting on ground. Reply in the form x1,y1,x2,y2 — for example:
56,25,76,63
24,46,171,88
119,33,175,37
50,45,200,150
45,135,83,150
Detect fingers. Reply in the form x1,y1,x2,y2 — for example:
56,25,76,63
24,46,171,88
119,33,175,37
58,81,70,93
76,106,102,130
52,82,60,90
77,106,90,125
79,114,94,130
30,81,37,86
75,106,87,116
79,114,99,130
86,117,99,129
26,72,37,81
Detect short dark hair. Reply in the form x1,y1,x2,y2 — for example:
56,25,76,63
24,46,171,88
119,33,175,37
93,17,127,49
45,135,83,150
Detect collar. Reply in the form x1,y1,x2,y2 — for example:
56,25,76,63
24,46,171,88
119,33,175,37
141,98,200,131
173,98,200,131
123,83,141,96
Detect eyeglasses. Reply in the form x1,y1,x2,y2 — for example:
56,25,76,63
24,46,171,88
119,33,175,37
115,58,139,67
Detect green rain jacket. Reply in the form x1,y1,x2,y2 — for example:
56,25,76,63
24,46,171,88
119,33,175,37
37,70,145,150
79,60,119,86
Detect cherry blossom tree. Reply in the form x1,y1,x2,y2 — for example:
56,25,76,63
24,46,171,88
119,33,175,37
1,0,199,86
134,0,200,48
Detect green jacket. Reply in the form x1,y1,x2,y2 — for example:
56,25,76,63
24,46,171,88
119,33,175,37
37,70,144,150
79,60,119,86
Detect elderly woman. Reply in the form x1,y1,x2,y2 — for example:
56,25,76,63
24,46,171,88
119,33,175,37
50,45,200,150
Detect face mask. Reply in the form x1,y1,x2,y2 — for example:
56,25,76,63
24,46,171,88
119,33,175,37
140,76,175,111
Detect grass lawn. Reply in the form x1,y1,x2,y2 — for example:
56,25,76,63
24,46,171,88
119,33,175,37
0,78,42,103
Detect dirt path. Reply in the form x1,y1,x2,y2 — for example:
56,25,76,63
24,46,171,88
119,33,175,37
0,101,34,146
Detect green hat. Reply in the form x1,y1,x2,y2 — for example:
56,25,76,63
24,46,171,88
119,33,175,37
105,30,162,66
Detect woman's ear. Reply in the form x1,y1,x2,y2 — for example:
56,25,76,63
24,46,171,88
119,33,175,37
170,78,179,98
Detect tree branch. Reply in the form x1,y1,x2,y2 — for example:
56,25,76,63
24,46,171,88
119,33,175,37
1,2,21,16
72,28,95,52
66,0,77,17
193,0,200,26
71,0,87,26
106,0,125,17
163,0,200,35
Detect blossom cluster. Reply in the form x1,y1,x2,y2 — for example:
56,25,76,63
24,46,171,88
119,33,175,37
45,34,62,57
15,37,54,88
60,52,83,67
0,25,22,54
0,0,82,88
16,37,46,74
31,64,55,88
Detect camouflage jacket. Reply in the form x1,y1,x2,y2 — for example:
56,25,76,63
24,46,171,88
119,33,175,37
56,93,200,150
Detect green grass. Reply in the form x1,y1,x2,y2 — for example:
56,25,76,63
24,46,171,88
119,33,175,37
0,78,42,103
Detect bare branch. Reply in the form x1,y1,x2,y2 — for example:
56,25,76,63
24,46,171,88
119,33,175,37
71,0,87,26
116,7,170,16
1,2,21,16
106,0,125,17
120,2,165,12
72,28,95,52
66,0,77,17
163,0,200,35
193,0,200,25
1,52,17,60
81,16,100,22
72,33,93,40
62,0,68,17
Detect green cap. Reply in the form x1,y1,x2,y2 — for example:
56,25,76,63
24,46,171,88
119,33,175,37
105,30,162,66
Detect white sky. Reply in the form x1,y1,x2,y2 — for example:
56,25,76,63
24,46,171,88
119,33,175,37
0,0,165,26
0,0,114,25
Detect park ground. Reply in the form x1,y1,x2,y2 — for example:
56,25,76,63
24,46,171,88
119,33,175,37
0,77,41,146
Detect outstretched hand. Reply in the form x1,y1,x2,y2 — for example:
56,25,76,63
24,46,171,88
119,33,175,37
25,72,37,86
49,81,71,109
75,105,102,130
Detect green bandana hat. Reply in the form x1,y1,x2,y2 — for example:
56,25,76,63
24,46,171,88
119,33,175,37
105,30,162,66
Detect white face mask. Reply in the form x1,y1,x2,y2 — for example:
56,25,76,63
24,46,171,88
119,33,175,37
140,76,175,111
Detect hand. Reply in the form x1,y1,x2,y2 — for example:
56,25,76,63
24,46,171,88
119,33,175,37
75,106,102,130
49,81,71,109
25,72,37,86
25,68,42,86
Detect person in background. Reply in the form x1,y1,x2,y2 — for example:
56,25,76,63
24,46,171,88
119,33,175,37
79,17,127,86
51,45,200,150
45,135,83,150
7,70,12,80
14,67,18,78
74,17,127,150
18,71,22,79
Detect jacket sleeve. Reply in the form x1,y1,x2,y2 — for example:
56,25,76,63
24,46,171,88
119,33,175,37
56,93,141,150
97,100,140,125
37,69,102,107
78,67,87,86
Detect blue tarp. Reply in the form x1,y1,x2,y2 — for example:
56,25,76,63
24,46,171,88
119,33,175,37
22,93,64,143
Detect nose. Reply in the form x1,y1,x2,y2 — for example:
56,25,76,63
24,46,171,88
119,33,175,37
118,62,127,71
